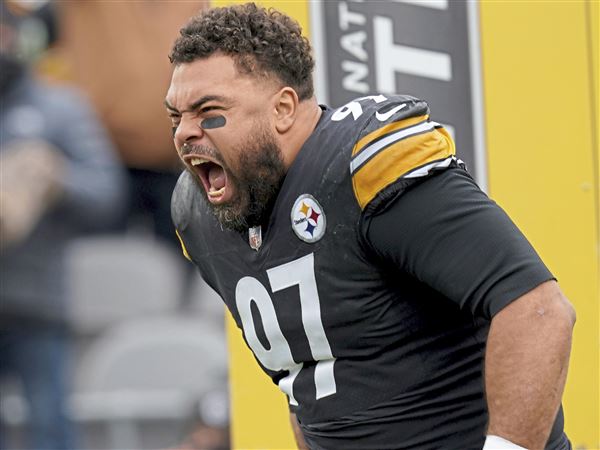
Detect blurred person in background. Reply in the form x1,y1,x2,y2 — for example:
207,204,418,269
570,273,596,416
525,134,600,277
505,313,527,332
53,1,206,259
0,1,126,448
46,6,232,450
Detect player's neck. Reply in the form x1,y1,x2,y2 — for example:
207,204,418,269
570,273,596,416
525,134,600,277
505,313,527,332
280,97,323,170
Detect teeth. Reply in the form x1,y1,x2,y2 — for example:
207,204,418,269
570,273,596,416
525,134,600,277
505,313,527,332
187,157,225,198
207,186,225,197
190,157,207,166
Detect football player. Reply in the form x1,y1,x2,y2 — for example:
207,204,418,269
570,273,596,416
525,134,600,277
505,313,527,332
166,3,575,449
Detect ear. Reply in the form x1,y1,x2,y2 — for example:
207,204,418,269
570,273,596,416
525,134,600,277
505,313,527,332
273,87,299,134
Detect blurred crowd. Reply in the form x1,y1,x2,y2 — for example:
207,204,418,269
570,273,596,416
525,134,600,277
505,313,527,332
0,1,229,449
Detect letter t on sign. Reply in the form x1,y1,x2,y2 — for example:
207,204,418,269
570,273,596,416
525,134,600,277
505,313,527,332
374,15,452,93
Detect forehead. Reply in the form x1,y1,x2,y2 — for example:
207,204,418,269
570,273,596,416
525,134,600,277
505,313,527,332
166,54,271,108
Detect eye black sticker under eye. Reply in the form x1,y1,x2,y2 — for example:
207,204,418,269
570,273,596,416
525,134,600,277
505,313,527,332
172,126,177,137
200,115,226,129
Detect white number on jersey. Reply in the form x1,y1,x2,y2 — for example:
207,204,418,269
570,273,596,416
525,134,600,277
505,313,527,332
235,253,336,405
331,94,388,121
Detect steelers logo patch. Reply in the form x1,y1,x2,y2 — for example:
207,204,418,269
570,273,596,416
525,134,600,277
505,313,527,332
291,194,326,243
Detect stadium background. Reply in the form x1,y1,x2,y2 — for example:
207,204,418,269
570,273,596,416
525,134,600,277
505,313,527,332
0,1,596,449
219,1,599,449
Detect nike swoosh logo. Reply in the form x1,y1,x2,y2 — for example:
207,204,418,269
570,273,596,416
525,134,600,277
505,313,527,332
375,104,407,122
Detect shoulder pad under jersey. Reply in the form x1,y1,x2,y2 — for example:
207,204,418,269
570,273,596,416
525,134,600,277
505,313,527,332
171,170,201,261
340,94,456,211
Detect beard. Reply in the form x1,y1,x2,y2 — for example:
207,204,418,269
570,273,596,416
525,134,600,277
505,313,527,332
187,126,286,233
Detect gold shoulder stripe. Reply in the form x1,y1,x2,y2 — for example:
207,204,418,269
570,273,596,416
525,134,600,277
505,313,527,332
352,114,429,157
352,126,455,209
175,229,192,261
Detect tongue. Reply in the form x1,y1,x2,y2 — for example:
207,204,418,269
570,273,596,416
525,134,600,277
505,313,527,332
208,164,226,191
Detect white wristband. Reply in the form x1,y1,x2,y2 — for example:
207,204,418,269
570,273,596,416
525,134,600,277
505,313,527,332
483,435,528,450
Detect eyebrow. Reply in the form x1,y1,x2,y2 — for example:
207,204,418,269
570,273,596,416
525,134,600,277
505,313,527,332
164,95,229,114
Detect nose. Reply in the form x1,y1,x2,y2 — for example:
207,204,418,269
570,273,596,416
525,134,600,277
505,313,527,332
174,115,205,148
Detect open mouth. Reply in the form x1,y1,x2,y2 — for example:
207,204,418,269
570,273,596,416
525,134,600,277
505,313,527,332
183,155,229,203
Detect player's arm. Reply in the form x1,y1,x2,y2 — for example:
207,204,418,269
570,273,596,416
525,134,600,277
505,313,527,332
485,280,575,449
289,413,309,450
363,168,575,449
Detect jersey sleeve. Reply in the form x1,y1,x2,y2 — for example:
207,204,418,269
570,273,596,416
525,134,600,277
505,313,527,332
362,168,554,319
349,95,458,213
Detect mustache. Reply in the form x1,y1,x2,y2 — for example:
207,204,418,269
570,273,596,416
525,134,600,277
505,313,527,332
180,142,219,160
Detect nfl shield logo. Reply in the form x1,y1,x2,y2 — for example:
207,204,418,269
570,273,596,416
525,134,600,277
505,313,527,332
248,225,262,251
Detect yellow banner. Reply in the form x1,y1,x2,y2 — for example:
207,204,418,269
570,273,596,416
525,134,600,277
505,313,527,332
480,1,599,447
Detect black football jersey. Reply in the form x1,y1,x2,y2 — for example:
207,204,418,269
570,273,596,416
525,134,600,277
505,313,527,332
172,95,567,449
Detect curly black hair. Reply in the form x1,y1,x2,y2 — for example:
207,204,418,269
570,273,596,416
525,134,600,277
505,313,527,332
169,3,315,100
